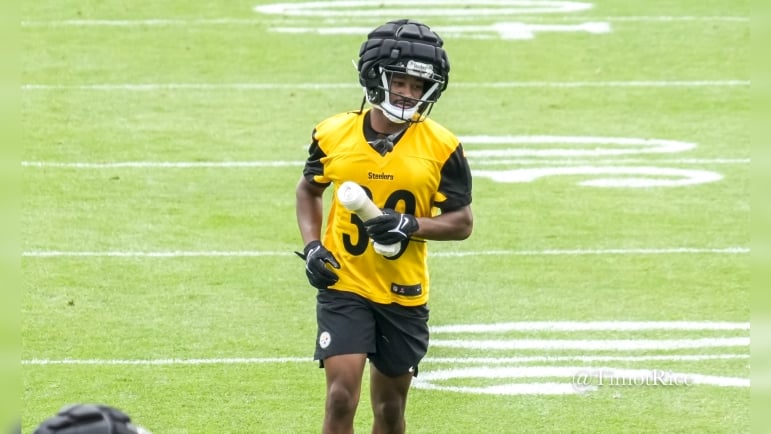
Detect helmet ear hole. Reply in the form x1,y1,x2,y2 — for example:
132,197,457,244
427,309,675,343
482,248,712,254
363,66,384,103
367,88,382,103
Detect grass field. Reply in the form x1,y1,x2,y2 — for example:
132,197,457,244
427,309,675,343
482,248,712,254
21,1,750,432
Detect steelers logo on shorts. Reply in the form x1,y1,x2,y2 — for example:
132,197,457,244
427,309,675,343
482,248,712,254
319,331,332,349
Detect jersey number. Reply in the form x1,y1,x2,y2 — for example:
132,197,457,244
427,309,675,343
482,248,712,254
342,187,416,257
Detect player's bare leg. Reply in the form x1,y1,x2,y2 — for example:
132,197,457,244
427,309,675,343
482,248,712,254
323,354,368,434
369,364,413,434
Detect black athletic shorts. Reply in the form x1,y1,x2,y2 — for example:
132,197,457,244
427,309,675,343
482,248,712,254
314,288,430,377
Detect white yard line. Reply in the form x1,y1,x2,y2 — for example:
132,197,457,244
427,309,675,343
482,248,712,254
23,250,293,257
22,247,749,258
431,321,750,333
23,357,312,366
430,337,750,350
21,161,305,168
20,158,749,169
425,354,749,363
470,158,750,165
21,83,355,91
21,80,749,91
430,247,749,257
469,80,750,88
22,353,748,366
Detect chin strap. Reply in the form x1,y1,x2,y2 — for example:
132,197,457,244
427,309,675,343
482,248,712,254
358,96,367,114
378,102,417,124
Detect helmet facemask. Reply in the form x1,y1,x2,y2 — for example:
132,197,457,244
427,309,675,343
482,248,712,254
373,60,444,123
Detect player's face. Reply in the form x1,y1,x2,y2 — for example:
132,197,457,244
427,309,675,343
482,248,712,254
388,73,425,108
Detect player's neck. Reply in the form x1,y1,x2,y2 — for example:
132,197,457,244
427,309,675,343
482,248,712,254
369,107,409,135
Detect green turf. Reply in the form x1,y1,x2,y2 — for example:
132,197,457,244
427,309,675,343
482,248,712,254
22,1,749,432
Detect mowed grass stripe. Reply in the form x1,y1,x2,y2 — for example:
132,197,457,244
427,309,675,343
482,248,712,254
21,80,749,90
22,354,749,366
21,247,750,258
20,158,750,168
430,321,750,332
20,16,749,28
430,337,749,351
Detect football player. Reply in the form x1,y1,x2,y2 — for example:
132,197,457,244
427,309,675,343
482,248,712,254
295,19,473,434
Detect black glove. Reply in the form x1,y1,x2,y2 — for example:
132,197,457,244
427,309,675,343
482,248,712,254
363,209,419,245
295,240,340,289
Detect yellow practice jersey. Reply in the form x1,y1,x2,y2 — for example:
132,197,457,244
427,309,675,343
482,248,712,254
302,109,472,306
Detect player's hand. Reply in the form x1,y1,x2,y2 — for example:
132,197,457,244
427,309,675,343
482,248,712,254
363,209,419,245
295,240,340,289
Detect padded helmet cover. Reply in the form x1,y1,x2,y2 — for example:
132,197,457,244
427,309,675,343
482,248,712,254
33,404,144,434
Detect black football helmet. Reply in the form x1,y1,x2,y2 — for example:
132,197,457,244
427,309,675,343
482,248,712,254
33,404,151,434
357,19,450,123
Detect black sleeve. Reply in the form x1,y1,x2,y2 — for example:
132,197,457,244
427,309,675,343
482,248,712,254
436,143,473,212
302,128,331,187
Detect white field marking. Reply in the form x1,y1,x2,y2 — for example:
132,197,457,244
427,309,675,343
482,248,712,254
23,357,311,365
430,247,749,257
19,158,749,169
416,381,579,395
21,247,750,258
469,158,750,166
271,22,610,40
21,161,304,168
489,22,610,40
255,0,593,17
21,83,354,91
20,18,268,27
461,135,695,157
430,321,750,333
430,337,749,351
473,166,724,187
555,16,748,22
20,80,749,91
417,366,750,386
20,16,748,27
425,354,749,363
412,366,749,395
22,353,749,366
465,80,750,88
286,15,749,24
22,250,292,258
